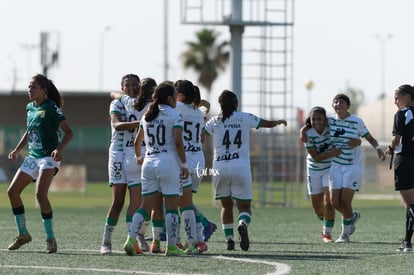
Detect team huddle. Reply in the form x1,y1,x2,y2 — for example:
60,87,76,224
6,73,287,256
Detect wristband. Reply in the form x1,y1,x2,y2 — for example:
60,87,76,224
181,162,188,169
137,155,143,161
375,145,381,150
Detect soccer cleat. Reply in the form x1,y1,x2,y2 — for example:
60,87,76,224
8,232,32,250
184,245,199,255
176,242,184,250
226,239,235,250
396,241,413,252
165,245,186,256
151,240,161,253
335,234,350,243
203,222,217,242
349,211,361,235
197,242,208,253
322,234,333,243
46,238,57,253
137,234,149,252
237,222,250,251
100,243,112,255
123,237,143,255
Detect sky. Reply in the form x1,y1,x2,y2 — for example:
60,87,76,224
1,0,413,116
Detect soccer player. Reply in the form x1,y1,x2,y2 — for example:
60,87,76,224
174,80,209,253
303,106,341,243
101,74,149,255
125,81,189,256
7,74,73,253
384,84,414,252
329,93,384,243
204,90,287,251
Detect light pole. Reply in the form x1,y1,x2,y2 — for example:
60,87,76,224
375,33,393,141
99,26,111,91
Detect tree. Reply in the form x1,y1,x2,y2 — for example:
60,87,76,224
181,28,230,100
340,85,365,114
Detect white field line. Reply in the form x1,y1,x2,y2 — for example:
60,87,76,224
213,255,291,275
0,250,291,275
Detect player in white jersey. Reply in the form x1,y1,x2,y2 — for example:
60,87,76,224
204,90,287,251
328,93,385,243
124,81,190,256
101,74,145,255
106,77,156,254
173,80,209,254
304,107,341,243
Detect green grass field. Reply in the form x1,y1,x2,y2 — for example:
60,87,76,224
0,182,411,274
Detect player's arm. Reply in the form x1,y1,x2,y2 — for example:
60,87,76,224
260,119,287,128
111,113,139,131
110,91,122,100
51,120,74,161
307,146,341,162
365,133,385,161
134,127,144,165
173,127,189,179
8,130,28,161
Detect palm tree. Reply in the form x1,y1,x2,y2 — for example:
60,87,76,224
181,28,230,101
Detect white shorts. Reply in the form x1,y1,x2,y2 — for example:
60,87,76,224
213,166,252,201
141,155,182,197
329,163,362,191
307,168,330,195
19,156,60,180
123,150,142,188
108,150,126,185
180,152,205,192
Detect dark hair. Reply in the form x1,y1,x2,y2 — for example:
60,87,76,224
174,79,198,105
218,90,238,122
305,106,327,128
145,81,175,122
135,77,156,111
396,84,414,101
31,74,62,108
333,93,350,106
193,85,201,107
121,74,140,86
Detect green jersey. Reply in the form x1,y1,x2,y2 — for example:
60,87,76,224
26,99,66,158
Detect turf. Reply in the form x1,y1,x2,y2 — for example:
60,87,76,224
0,183,410,274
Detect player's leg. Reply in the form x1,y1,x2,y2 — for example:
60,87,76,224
36,163,58,253
101,184,126,254
7,168,34,251
220,197,235,250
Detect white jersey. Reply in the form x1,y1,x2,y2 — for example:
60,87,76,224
304,127,332,171
175,102,204,153
141,104,184,159
204,111,261,169
328,114,369,166
109,99,126,152
118,95,148,151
